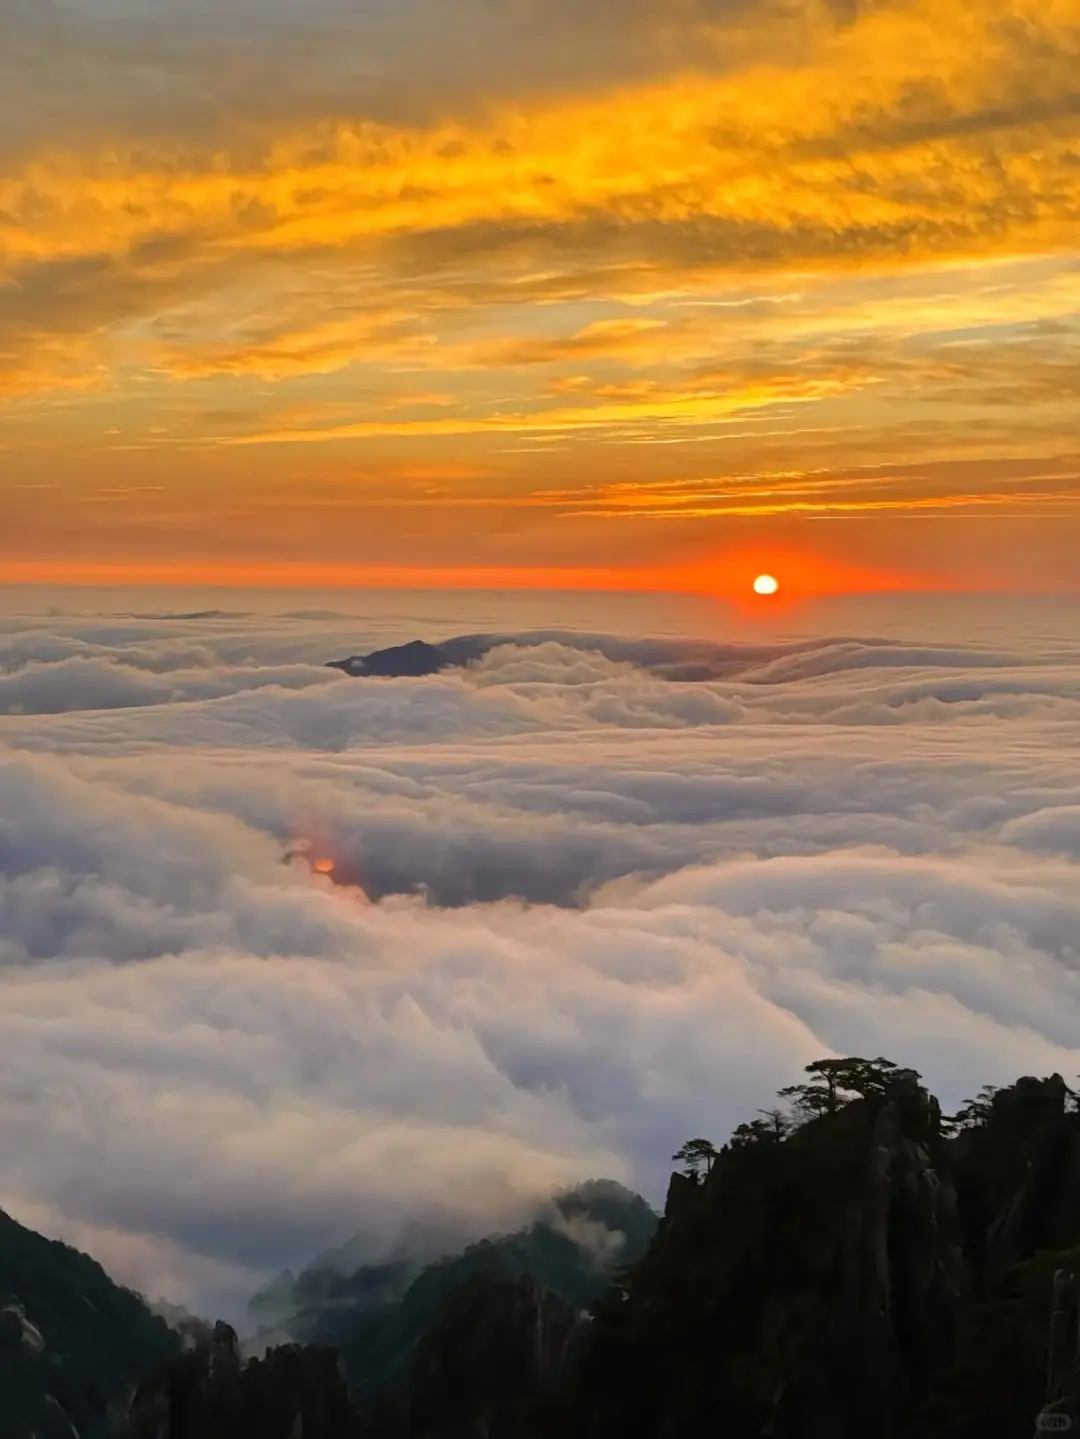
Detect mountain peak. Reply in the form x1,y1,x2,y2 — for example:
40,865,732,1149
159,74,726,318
328,640,451,678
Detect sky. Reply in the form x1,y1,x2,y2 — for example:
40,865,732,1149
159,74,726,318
2,0,1079,595
3,600,1080,1320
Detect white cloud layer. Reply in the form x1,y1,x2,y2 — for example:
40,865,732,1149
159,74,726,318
2,604,1079,1318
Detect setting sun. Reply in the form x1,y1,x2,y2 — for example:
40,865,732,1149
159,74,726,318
753,575,780,596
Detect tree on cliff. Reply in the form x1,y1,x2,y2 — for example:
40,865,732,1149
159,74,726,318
779,1056,919,1121
943,1084,1001,1133
671,1138,720,1180
728,1110,792,1150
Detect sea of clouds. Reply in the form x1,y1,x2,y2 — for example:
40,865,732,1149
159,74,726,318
2,604,1080,1319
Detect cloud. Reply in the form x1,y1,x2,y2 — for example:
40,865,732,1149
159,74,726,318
1001,807,1080,859
0,0,846,158
2,607,1080,1320
0,655,341,715
538,462,1080,522
4,0,1079,367
2,1,1079,602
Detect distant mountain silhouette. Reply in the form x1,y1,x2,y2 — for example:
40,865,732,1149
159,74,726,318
324,631,927,684
248,1180,657,1408
328,640,455,678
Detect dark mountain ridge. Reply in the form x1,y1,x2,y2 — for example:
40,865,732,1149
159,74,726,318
10,1065,1080,1437
328,639,464,679
125,1321,360,1439
249,1180,658,1406
0,1205,178,1439
323,631,911,684
555,1063,1080,1439
357,1061,1080,1437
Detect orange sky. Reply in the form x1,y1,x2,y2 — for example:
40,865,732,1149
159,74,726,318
1,0,1078,594
0,553,953,601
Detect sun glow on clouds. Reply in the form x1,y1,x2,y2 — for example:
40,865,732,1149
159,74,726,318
1,0,1080,588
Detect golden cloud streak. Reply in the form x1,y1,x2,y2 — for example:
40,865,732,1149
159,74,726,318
2,0,1078,281
3,0,1079,590
217,377,853,446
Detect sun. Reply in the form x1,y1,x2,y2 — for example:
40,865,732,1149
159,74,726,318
753,574,780,596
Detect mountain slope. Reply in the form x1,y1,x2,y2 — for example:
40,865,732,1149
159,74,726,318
355,1064,1080,1437
560,1068,1080,1439
125,1321,360,1439
0,1206,179,1439
251,1180,657,1408
14,1065,1080,1438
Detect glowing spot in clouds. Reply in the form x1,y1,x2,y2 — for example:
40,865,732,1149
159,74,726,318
753,574,780,596
312,858,335,874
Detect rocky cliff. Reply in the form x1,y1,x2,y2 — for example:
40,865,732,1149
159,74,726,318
564,1078,962,1438
252,1180,656,1410
13,1061,1080,1439
384,1274,584,1439
125,1321,360,1439
562,1066,1080,1439
0,1205,178,1439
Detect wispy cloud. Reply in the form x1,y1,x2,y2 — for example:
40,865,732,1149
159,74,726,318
1,0,1078,581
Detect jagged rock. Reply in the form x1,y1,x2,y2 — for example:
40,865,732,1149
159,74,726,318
909,1079,1080,1439
567,1083,969,1439
16,1064,1080,1439
0,1302,46,1354
765,1093,965,1438
0,1206,177,1439
1042,1267,1080,1419
125,1333,361,1439
396,1274,584,1438
267,1181,655,1411
551,1073,1080,1439
660,1171,700,1225
982,1077,1080,1273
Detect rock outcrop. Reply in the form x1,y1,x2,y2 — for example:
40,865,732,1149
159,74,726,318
367,1274,585,1439
908,1076,1080,1438
549,1071,1080,1439
976,1076,1080,1275
256,1181,655,1413
0,1205,177,1439
13,1062,1080,1439
125,1322,360,1439
763,1093,965,1438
